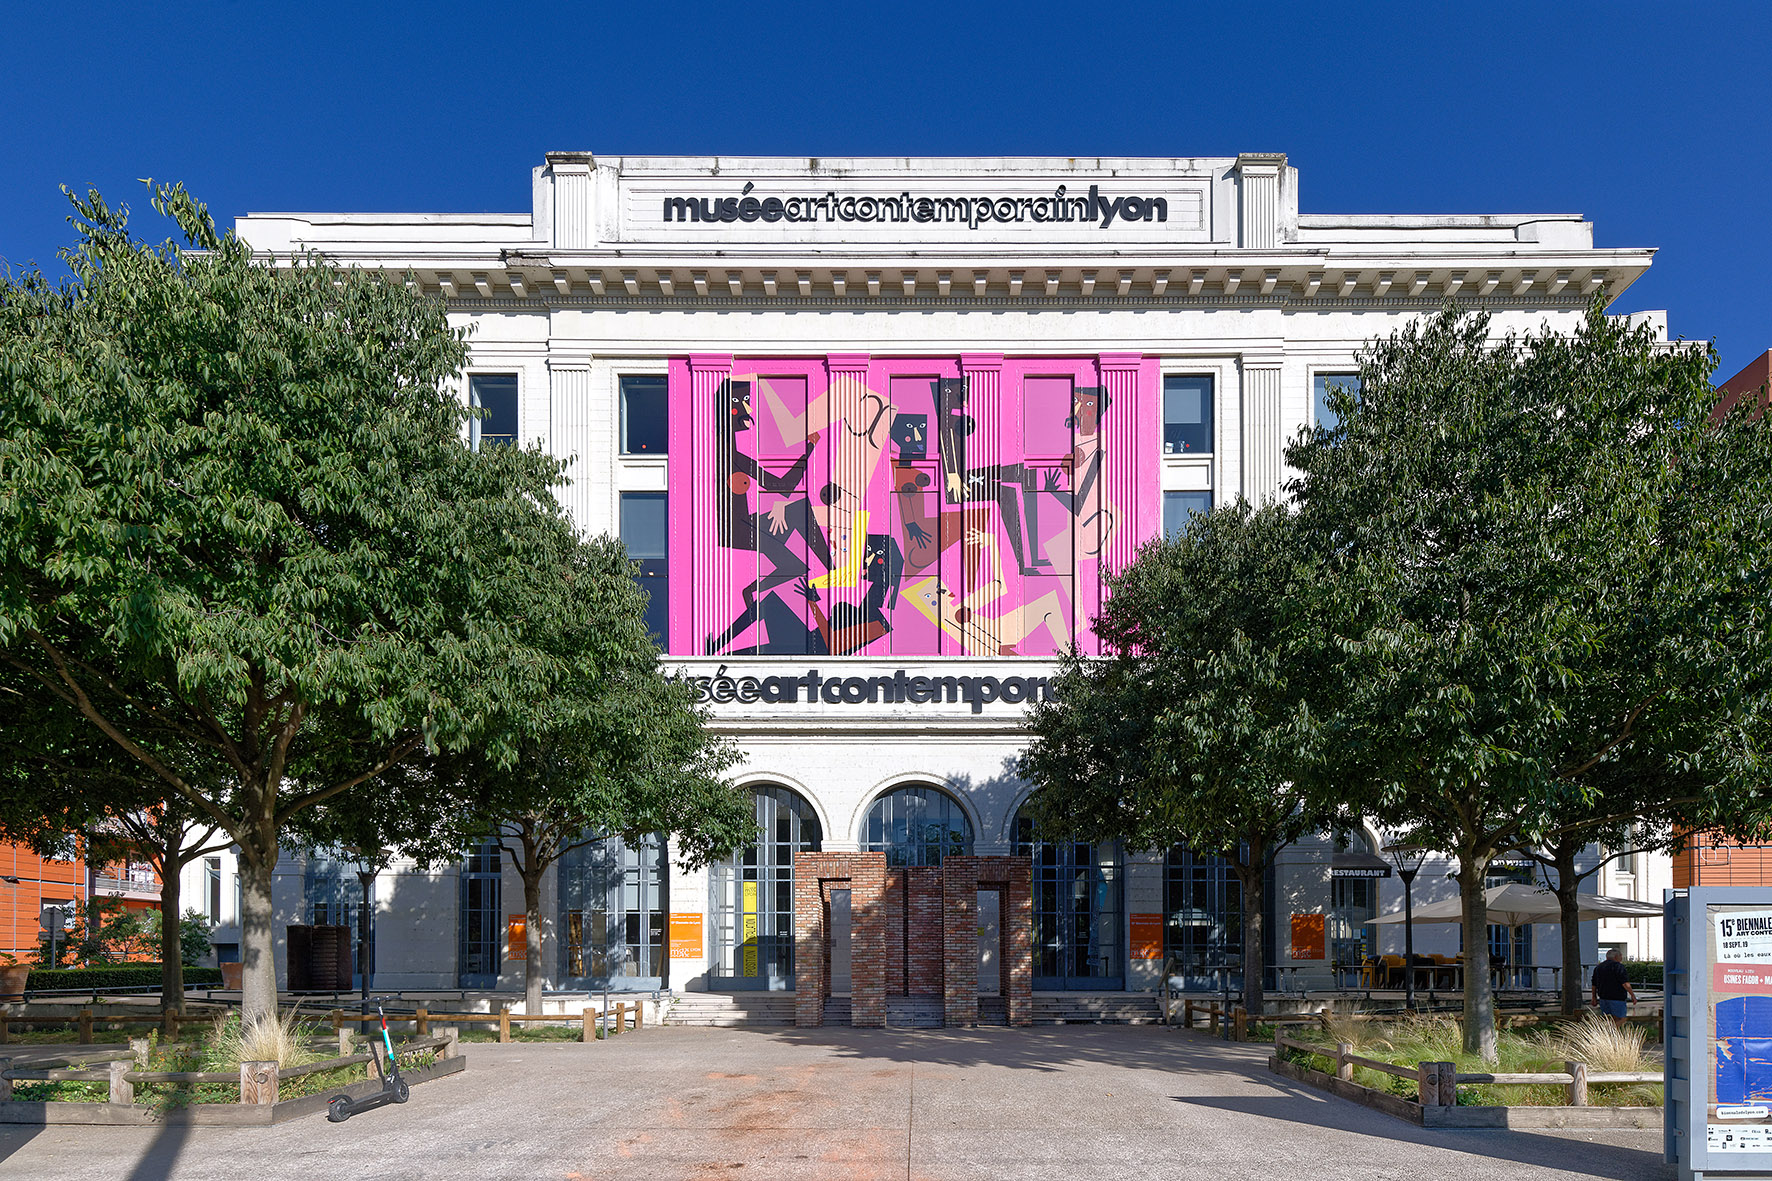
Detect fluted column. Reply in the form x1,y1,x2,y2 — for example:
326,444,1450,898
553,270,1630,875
959,354,1004,656
1240,361,1284,504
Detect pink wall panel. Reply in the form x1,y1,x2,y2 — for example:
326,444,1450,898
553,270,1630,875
668,354,1156,658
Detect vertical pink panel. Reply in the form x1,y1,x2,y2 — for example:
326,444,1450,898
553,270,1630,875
958,354,1003,656
680,354,732,657
1095,353,1148,656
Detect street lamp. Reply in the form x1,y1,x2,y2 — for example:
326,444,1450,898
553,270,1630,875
1383,842,1430,1012
348,849,386,1035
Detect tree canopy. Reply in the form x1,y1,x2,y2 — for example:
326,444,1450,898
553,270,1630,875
1020,500,1351,1015
0,184,732,1023
1290,305,1772,1057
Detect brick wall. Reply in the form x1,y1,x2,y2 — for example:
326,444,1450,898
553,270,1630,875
906,866,944,998
941,858,981,1027
884,869,904,996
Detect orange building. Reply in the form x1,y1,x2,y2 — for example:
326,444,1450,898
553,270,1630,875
1674,347,1772,890
0,839,88,962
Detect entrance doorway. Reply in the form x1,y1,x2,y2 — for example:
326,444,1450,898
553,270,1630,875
978,890,1001,995
829,888,852,996
1016,812,1124,989
710,785,822,990
558,834,667,990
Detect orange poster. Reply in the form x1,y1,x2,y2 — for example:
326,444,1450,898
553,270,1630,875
506,915,526,961
1129,913,1164,960
669,912,704,960
1290,913,1326,961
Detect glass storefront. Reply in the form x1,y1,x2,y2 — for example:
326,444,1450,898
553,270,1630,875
709,785,822,990
1164,845,1241,991
1015,812,1123,989
558,833,667,990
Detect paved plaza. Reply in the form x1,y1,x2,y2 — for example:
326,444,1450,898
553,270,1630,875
0,1025,1671,1180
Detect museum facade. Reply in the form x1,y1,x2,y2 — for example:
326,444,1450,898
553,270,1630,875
222,153,1655,1013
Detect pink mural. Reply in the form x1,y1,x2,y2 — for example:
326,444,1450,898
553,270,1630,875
666,354,1158,657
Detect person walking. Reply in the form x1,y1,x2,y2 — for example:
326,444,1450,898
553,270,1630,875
1591,948,1637,1023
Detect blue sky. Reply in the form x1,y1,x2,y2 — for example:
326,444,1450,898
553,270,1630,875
3,1,1767,379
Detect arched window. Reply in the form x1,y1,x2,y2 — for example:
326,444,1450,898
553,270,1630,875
860,785,973,867
558,833,667,989
710,785,822,989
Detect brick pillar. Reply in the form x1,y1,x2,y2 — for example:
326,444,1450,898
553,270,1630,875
1003,856,1034,1027
850,855,888,1027
943,857,981,1027
793,853,830,1028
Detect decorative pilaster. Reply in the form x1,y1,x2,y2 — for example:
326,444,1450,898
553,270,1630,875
1089,353,1147,653
1235,153,1287,249
546,154,595,250
959,354,1005,656
825,353,872,587
675,355,733,656
1240,362,1284,504
546,360,595,536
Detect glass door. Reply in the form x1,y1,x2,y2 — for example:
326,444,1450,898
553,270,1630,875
1017,813,1123,990
559,834,667,991
710,786,821,990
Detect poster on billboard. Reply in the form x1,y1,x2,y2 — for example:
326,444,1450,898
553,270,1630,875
1706,904,1772,1155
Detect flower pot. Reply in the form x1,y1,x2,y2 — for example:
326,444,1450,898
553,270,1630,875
0,963,29,1000
219,961,244,990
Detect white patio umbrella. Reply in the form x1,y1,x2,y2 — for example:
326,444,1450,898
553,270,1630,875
1369,883,1663,927
1369,883,1662,987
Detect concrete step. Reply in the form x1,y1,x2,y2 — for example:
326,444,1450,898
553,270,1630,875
822,998,852,1026
1031,993,1163,1025
662,993,798,1027
886,997,944,1028
977,997,1008,1026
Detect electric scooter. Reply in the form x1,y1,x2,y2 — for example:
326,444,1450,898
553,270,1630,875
326,995,410,1122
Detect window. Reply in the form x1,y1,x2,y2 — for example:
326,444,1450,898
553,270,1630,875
1016,810,1123,988
620,492,669,644
1164,846,1241,990
710,786,822,987
459,840,502,987
620,375,668,455
860,786,973,867
1163,491,1212,539
469,374,519,449
1163,375,1213,455
205,856,222,923
1312,373,1360,433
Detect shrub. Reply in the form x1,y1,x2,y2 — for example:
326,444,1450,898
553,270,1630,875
1623,961,1663,987
26,964,223,991
1543,1013,1655,1073
203,1009,324,1071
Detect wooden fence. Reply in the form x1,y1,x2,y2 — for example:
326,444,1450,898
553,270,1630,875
0,1031,458,1108
333,1003,645,1043
1272,1030,1662,1108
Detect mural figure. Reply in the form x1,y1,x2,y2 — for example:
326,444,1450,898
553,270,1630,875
903,531,1071,655
690,357,1143,658
935,377,1053,575
707,378,828,654
797,534,905,655
1042,385,1116,556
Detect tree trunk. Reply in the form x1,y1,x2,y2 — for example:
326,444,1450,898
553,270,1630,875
523,870,545,1016
1236,842,1267,1018
1551,842,1585,1016
238,845,279,1028
158,861,185,1013
1458,848,1496,1061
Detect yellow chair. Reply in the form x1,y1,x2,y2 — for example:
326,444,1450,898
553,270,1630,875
1378,954,1405,990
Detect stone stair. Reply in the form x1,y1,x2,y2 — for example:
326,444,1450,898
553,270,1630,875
1031,992,1163,1025
822,997,852,1026
661,992,797,1027
976,997,1008,1026
886,996,945,1028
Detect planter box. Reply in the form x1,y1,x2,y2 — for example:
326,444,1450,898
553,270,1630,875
1268,1055,1660,1130
0,1055,465,1126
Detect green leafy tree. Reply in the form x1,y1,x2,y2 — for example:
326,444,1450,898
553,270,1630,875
1291,306,1772,1058
0,184,655,1025
1019,501,1349,1016
415,541,753,1014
